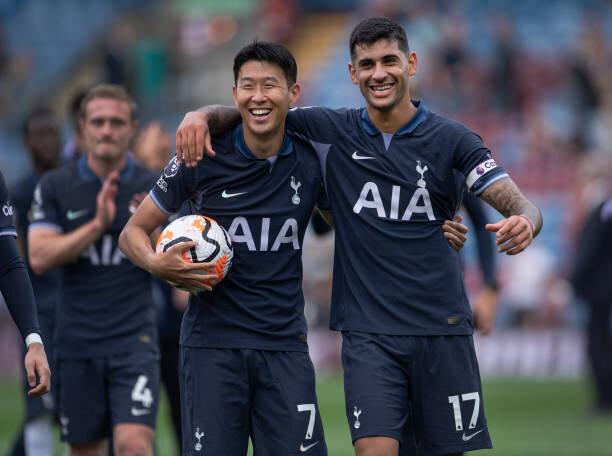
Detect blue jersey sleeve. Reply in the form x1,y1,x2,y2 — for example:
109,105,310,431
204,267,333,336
29,174,63,232
453,131,509,195
150,156,203,214
287,106,354,143
0,171,16,237
0,223,40,339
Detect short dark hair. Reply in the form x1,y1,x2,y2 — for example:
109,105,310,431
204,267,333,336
80,84,137,120
349,17,409,60
22,106,59,138
233,41,297,86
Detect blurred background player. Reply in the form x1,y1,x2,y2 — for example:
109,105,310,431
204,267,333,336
132,121,184,452
62,89,89,162
463,193,499,335
571,194,612,416
0,168,51,403
8,107,62,455
28,84,160,456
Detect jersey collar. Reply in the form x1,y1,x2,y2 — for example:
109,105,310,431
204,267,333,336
360,100,428,137
233,124,294,160
78,153,135,182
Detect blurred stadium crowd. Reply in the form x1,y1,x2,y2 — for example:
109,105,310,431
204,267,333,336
0,0,611,397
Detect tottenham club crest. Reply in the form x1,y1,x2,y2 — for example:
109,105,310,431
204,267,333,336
194,428,205,452
290,176,302,205
164,157,180,178
416,160,428,188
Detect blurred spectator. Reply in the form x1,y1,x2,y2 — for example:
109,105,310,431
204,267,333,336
500,245,568,327
102,21,136,90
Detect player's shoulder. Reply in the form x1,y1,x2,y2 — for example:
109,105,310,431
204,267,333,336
38,160,79,189
210,128,235,154
421,110,473,139
289,106,359,130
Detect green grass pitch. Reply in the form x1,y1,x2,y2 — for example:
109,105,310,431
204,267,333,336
0,376,611,455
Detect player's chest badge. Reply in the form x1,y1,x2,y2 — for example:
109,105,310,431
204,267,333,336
416,160,429,188
290,176,302,205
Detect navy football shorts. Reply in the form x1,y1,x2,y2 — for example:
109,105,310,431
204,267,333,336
56,349,159,443
342,332,492,455
179,347,327,456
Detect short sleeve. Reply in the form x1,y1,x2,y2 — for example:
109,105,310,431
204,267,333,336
29,175,63,232
287,106,353,143
149,156,202,214
0,171,16,237
453,131,509,195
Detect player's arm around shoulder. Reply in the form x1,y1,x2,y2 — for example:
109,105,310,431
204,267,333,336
176,105,241,167
118,196,214,293
479,176,543,255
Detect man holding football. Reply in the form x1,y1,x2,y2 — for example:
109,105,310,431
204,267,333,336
120,41,468,456
174,17,542,456
28,84,163,456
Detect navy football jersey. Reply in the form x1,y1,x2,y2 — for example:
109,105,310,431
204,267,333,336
29,156,157,359
150,125,326,352
11,173,61,319
0,171,16,238
286,101,508,335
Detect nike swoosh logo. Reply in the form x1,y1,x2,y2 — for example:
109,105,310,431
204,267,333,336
352,151,375,160
131,407,151,416
462,429,483,441
66,208,89,220
299,441,319,452
222,190,247,198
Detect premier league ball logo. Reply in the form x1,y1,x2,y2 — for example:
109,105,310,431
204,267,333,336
164,157,180,178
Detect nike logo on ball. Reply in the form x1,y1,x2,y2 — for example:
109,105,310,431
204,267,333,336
462,429,483,441
352,151,375,160
222,190,247,198
66,208,89,220
299,441,319,452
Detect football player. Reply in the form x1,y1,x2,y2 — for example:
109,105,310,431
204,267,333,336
28,85,160,456
175,18,542,456
119,41,469,456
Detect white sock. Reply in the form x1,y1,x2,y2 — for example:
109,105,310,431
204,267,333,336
24,415,54,456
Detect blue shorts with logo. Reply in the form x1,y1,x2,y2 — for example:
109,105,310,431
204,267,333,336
180,347,327,456
56,349,160,443
342,332,492,455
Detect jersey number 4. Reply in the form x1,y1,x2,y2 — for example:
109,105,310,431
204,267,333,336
132,375,153,408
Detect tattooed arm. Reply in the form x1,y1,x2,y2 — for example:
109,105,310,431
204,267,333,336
175,105,240,167
479,177,543,255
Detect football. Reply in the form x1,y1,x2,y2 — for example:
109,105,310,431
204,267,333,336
155,215,233,290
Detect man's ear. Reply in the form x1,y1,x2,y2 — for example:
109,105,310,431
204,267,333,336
348,62,359,85
289,82,301,106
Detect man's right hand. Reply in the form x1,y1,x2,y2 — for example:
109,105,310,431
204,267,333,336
93,170,119,232
176,111,215,167
25,343,51,397
150,240,218,293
